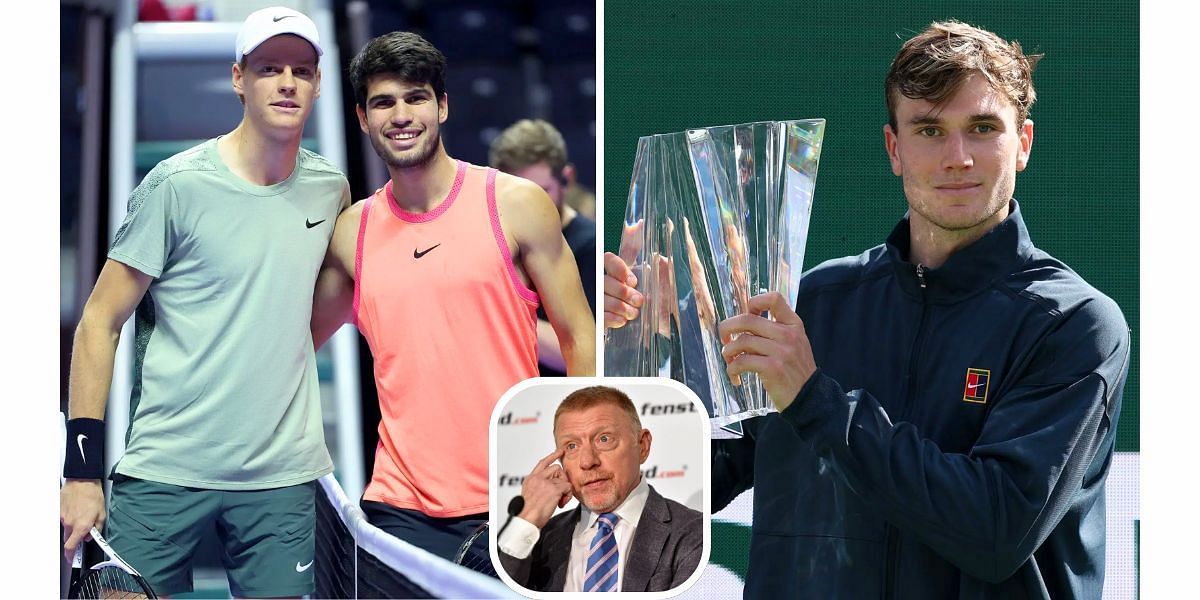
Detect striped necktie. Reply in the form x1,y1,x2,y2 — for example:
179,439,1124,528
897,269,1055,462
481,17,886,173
584,512,620,592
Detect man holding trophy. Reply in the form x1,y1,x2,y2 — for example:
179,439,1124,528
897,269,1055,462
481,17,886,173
604,20,1130,598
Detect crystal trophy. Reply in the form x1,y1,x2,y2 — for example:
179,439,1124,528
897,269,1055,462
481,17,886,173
604,119,825,437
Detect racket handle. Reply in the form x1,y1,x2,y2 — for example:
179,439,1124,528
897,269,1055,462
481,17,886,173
72,541,84,569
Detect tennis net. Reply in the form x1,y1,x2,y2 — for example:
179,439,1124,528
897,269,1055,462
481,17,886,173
315,474,516,598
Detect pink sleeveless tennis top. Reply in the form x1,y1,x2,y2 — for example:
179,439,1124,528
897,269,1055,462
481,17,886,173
355,160,539,517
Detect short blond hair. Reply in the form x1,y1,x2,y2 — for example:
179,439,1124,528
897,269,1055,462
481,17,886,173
553,385,642,436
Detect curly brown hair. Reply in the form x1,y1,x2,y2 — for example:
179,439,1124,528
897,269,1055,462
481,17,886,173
885,20,1042,130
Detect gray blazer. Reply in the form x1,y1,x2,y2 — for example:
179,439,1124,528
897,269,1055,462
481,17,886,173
498,484,703,592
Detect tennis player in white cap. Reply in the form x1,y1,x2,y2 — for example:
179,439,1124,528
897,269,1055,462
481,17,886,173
60,7,349,596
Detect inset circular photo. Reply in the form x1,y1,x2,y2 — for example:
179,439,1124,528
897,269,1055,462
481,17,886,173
490,378,709,597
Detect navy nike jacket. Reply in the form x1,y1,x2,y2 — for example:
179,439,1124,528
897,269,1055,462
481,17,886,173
713,201,1130,599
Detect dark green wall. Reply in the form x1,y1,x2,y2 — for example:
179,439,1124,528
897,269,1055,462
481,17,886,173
604,0,1139,452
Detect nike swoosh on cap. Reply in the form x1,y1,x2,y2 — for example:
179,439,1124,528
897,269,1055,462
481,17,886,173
273,15,295,22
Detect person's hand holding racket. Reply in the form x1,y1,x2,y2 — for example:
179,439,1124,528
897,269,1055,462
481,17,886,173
69,526,157,598
61,479,106,561
517,449,572,530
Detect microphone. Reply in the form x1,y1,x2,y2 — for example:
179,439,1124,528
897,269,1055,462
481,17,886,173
498,495,525,538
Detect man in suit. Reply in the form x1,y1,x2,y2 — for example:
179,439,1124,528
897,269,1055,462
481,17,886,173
498,385,703,592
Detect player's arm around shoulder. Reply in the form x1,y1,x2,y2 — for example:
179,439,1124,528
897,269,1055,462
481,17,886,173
62,259,153,558
496,173,596,375
311,200,363,349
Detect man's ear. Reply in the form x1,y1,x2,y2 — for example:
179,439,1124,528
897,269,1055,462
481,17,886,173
232,61,245,102
1015,119,1034,172
356,104,369,134
638,429,652,463
883,123,903,177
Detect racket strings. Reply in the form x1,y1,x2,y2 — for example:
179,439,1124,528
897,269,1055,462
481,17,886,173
77,567,150,599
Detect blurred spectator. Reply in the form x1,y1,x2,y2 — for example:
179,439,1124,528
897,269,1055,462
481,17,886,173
490,119,596,376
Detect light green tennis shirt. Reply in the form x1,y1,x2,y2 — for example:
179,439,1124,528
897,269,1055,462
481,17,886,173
109,138,349,490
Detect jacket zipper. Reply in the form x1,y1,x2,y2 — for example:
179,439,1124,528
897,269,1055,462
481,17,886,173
902,264,930,424
885,263,931,598
883,527,899,599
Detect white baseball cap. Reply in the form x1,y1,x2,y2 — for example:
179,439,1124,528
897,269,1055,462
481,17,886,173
235,6,324,62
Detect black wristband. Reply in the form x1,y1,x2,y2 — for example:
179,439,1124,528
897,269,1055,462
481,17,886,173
63,418,106,480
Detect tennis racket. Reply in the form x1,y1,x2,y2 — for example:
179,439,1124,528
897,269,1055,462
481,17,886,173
68,527,157,599
453,521,496,577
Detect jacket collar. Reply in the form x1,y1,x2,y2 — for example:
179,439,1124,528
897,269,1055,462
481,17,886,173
886,199,1035,302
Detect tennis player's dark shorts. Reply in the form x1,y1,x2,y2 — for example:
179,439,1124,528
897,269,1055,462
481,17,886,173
361,500,487,564
105,475,316,597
